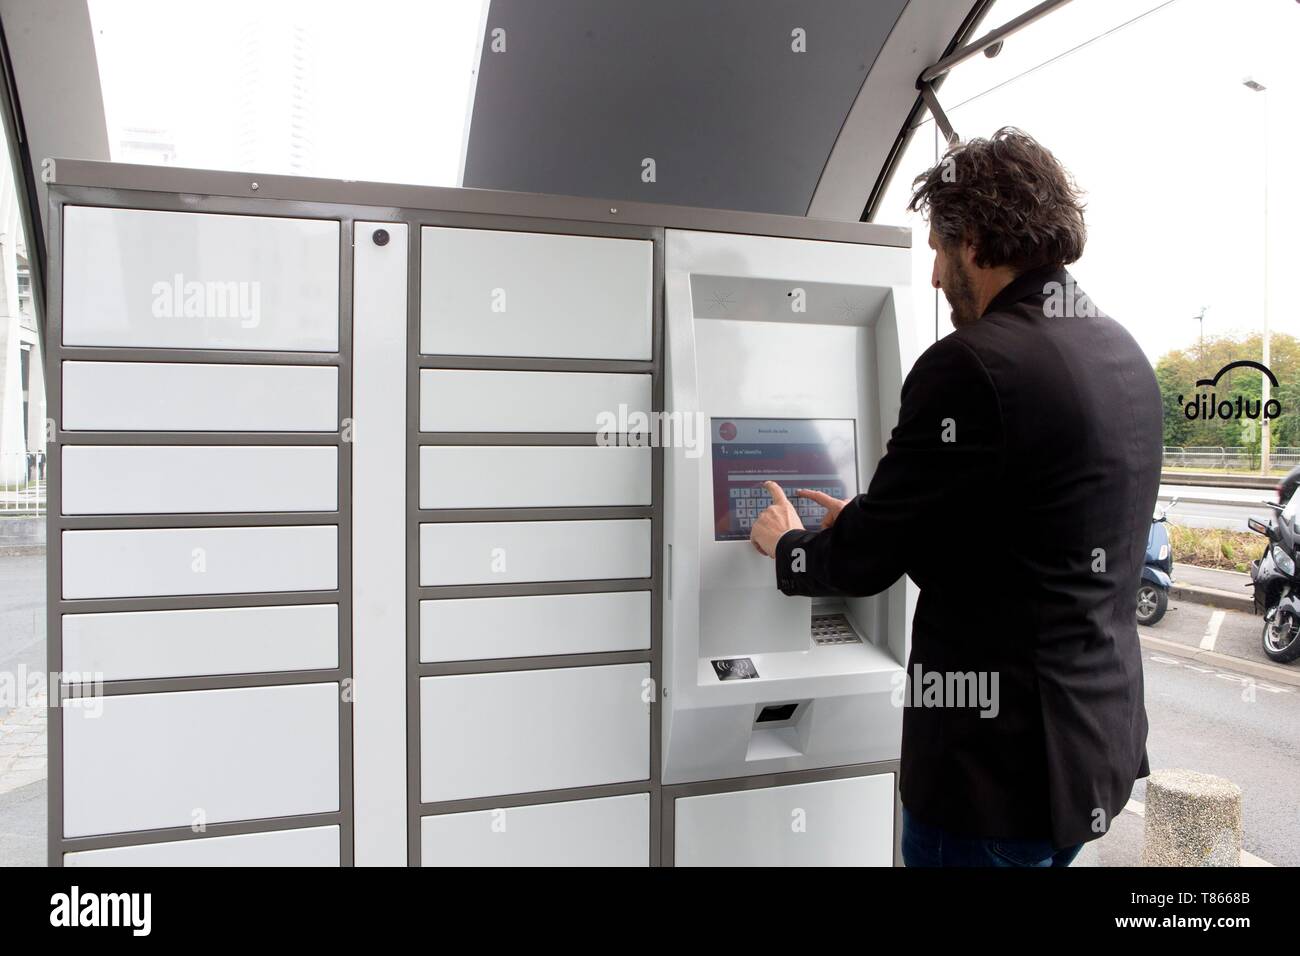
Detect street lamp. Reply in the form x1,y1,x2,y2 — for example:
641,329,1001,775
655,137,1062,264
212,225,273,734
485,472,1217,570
1192,306,1206,359
1243,77,1270,474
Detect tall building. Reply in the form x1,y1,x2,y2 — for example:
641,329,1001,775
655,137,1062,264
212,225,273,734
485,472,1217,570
236,16,314,175
0,159,43,490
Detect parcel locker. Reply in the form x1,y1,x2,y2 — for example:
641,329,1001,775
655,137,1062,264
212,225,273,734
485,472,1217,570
47,159,911,867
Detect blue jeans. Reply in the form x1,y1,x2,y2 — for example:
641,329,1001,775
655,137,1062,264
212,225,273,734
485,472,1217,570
902,806,1083,867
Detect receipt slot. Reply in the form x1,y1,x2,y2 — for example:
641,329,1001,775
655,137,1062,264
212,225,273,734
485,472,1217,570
663,228,914,866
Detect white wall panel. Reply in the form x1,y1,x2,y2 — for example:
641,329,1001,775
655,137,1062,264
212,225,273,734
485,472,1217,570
349,221,409,865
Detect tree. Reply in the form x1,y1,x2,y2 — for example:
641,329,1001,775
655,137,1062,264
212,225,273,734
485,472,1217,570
1154,332,1297,451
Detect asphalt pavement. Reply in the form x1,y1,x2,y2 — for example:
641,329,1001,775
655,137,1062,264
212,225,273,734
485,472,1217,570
1159,483,1279,531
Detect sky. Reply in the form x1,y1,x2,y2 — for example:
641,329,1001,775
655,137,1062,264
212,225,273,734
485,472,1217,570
87,0,1297,363
876,0,1300,362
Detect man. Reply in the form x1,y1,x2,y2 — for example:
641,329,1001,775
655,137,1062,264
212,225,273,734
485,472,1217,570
750,128,1160,867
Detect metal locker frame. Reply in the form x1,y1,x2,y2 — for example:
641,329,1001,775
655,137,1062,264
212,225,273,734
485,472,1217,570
46,182,357,866
43,158,909,867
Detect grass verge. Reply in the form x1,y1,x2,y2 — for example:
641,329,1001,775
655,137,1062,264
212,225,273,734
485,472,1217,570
1170,525,1265,574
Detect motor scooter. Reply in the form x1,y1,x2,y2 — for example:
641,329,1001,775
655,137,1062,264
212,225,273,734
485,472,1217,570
1247,495,1300,664
1138,498,1177,626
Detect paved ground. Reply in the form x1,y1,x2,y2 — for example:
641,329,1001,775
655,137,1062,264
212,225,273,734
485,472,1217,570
0,552,48,867
1128,639,1298,866
1149,572,1272,665
0,552,46,716
0,779,43,866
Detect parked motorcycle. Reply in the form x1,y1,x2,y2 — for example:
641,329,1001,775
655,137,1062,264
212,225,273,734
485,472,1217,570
1248,494,1300,663
1138,498,1178,626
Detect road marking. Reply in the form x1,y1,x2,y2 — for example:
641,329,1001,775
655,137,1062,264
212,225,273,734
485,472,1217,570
1200,609,1226,651
1147,653,1293,693
1122,798,1273,866
1141,632,1300,689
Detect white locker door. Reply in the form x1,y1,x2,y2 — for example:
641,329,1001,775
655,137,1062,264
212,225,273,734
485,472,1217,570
64,826,342,867
419,369,651,433
419,519,650,586
61,205,340,351
420,226,652,360
62,683,340,838
420,664,651,802
421,794,650,867
674,774,896,866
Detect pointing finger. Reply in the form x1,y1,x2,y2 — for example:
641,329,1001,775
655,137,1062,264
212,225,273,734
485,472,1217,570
796,489,839,508
763,481,790,506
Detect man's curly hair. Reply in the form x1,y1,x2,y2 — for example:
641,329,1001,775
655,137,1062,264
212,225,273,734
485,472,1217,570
907,127,1086,272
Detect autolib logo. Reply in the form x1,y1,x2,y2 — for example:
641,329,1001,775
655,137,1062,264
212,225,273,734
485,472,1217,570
1178,360,1282,422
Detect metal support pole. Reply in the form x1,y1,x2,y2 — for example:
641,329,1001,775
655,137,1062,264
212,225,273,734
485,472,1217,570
919,0,1075,84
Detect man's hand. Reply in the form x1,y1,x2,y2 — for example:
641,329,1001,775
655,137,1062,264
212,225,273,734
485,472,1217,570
796,488,850,529
750,481,804,557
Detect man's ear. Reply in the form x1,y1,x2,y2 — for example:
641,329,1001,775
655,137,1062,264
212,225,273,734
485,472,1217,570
960,240,980,271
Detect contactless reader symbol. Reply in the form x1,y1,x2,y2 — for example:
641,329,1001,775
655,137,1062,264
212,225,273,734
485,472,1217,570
711,657,759,681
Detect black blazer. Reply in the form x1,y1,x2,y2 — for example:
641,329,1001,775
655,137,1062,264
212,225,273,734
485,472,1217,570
774,266,1160,848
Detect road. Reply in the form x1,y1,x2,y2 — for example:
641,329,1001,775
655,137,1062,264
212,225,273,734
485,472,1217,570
1118,596,1299,866
1158,483,1277,531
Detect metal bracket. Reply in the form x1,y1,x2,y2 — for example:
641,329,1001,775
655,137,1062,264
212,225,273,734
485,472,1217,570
914,0,1077,149
919,83,960,146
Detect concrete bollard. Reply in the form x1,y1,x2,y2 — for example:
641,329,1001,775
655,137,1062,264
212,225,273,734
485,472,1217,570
1142,769,1243,866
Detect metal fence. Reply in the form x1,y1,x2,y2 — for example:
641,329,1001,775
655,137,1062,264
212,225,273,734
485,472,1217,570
1163,446,1300,473
0,451,47,515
